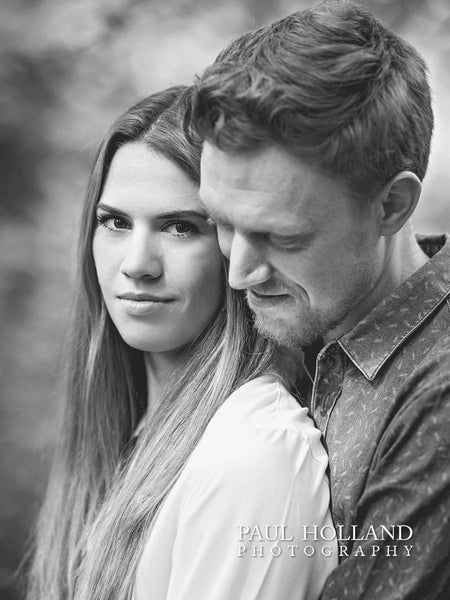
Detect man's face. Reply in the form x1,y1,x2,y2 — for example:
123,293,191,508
200,142,384,347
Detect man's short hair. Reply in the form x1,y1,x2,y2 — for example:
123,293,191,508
190,0,434,195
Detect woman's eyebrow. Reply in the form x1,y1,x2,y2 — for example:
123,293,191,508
96,202,128,217
95,205,208,222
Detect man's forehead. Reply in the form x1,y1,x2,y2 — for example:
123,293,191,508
200,141,306,191
200,181,288,227
199,142,336,230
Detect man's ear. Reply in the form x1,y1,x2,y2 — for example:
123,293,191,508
377,171,422,236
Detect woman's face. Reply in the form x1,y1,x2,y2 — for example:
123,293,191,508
93,142,224,355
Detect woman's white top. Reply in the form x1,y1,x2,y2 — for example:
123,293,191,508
134,373,337,600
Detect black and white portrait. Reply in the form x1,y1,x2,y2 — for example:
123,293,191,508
1,1,450,599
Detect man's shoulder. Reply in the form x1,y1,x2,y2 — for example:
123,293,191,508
338,234,450,382
398,295,450,383
376,303,450,444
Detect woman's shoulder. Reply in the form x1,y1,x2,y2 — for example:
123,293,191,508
185,373,327,478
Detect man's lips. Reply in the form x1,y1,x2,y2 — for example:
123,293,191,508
247,289,292,308
250,290,290,298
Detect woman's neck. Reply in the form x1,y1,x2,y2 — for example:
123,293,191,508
143,349,186,415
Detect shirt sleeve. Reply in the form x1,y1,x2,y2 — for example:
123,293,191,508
164,427,337,600
320,373,450,600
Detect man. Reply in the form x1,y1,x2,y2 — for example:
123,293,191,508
189,1,450,598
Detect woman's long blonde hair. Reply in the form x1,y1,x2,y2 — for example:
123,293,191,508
26,86,280,599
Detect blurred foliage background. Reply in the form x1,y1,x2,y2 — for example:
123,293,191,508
1,0,449,598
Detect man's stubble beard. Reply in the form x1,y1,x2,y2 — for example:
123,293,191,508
248,284,368,348
252,306,322,348
246,289,326,347
247,239,379,348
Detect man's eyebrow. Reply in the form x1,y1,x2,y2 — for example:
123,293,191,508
204,212,231,226
269,229,316,241
198,202,231,226
203,212,315,238
154,210,208,221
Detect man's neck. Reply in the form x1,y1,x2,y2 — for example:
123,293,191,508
323,231,429,344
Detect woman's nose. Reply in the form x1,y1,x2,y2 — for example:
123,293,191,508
120,230,162,279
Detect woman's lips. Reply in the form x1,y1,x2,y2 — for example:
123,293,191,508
118,292,175,301
118,293,176,315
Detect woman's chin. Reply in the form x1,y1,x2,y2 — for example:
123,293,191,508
118,330,188,355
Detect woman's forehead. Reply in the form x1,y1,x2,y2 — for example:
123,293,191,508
100,142,200,215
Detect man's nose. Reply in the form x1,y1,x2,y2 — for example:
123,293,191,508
120,229,162,279
226,231,271,290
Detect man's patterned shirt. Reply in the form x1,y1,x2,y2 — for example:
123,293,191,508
305,234,450,600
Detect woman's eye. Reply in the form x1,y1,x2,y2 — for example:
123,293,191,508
96,213,130,232
110,217,129,230
163,221,198,237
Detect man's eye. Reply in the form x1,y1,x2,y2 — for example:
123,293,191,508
270,234,307,250
163,221,198,237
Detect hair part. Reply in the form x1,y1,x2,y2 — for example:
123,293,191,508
189,0,434,196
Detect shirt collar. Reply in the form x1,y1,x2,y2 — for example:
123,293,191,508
337,234,450,381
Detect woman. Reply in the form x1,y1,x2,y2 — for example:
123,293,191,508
26,86,337,600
